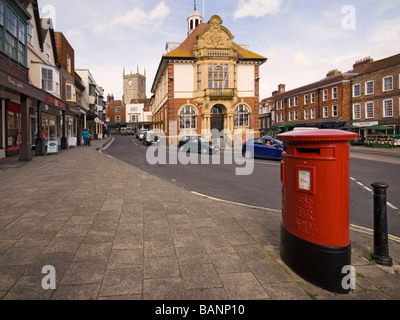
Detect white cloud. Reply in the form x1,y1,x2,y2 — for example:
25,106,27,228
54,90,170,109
111,1,171,33
233,0,286,19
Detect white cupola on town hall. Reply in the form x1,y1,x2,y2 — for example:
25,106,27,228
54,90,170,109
187,0,204,35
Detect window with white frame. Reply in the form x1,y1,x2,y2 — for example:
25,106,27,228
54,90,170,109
234,104,250,127
41,66,60,95
294,110,298,120
383,99,393,117
311,93,315,104
332,87,338,99
180,106,197,129
365,102,374,119
332,105,338,117
115,116,121,122
311,109,316,119
276,114,279,123
289,97,293,108
383,76,393,92
353,104,361,119
353,84,361,97
304,109,309,120
323,106,328,118
130,114,139,122
304,94,309,105
323,89,328,101
294,96,298,107
365,81,374,95
280,113,284,122
289,111,293,121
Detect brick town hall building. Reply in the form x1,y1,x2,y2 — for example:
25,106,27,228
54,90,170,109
151,8,267,145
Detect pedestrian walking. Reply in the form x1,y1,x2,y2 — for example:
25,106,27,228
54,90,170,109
83,129,90,147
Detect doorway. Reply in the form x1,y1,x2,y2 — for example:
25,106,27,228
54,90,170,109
210,105,225,132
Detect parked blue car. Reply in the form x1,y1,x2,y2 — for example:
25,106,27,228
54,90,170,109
242,137,284,160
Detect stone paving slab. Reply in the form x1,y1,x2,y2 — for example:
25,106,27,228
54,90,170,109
0,139,399,301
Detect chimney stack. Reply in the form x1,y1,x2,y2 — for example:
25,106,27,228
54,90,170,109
278,84,286,93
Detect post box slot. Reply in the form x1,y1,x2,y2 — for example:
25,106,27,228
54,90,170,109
297,148,320,155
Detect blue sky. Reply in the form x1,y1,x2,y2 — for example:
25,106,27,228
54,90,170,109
38,0,400,101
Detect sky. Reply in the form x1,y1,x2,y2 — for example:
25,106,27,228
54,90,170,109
37,0,400,101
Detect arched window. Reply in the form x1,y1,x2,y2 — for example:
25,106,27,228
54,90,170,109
235,105,250,127
208,64,229,89
211,105,224,114
180,106,197,129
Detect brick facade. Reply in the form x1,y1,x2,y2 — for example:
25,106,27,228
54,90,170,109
54,32,75,102
350,55,400,127
270,70,353,135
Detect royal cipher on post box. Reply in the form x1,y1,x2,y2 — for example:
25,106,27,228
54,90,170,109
277,129,357,294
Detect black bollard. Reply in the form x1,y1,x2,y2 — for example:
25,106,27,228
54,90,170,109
371,182,393,267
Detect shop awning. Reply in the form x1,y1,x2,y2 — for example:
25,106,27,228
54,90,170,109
367,125,393,130
341,125,363,130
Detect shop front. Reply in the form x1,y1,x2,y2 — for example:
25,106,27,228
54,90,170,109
0,70,46,161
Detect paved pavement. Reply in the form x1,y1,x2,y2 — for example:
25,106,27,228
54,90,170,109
0,138,399,301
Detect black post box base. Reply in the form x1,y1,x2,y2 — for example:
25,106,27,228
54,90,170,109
281,225,352,294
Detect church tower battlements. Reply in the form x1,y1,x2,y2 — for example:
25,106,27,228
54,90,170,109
123,66,146,104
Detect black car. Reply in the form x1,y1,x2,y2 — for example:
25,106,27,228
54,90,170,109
178,136,220,154
142,131,159,146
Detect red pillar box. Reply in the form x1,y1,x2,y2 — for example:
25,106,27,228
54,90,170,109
278,129,357,294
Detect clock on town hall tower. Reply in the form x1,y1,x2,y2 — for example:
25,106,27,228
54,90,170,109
123,66,147,104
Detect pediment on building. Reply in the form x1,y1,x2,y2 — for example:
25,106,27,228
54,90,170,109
196,15,234,49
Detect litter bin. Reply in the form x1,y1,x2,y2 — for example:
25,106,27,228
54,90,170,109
278,129,357,294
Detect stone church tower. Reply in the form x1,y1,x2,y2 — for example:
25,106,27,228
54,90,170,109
123,66,146,104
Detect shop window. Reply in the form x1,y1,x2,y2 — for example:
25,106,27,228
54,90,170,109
6,103,21,151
